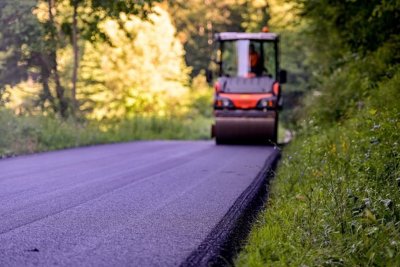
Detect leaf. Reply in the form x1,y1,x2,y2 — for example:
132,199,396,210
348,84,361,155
364,209,377,223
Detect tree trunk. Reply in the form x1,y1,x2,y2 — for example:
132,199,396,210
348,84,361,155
39,55,56,111
71,1,79,113
47,0,68,118
52,53,68,117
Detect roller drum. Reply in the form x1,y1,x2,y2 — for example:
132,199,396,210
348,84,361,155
215,113,277,144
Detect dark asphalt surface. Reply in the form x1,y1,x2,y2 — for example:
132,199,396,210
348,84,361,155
0,141,278,266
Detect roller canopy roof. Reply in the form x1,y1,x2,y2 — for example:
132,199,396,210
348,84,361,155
215,32,279,41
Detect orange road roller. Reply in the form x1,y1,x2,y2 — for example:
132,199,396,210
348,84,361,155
210,31,287,145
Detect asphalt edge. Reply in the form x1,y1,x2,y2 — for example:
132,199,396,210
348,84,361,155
180,148,281,267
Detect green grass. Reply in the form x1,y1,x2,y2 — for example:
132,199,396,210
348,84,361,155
236,43,400,266
0,111,211,157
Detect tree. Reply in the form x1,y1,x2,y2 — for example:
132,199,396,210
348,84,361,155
0,1,39,102
60,0,161,113
1,0,162,117
291,0,400,56
78,6,190,119
46,0,69,117
240,0,270,32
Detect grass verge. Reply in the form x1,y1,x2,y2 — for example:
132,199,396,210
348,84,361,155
236,44,400,266
0,111,211,158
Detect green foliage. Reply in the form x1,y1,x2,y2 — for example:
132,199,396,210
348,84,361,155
188,72,213,118
240,0,269,32
294,0,400,54
0,0,43,96
304,40,400,126
2,3,194,120
277,0,400,88
78,6,191,119
59,0,161,47
236,39,400,266
167,0,243,77
0,0,163,117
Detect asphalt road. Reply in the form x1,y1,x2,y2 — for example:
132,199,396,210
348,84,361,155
0,141,278,266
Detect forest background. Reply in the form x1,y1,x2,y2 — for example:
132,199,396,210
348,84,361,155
0,0,299,156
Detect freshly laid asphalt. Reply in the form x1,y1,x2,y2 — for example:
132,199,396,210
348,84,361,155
0,141,278,266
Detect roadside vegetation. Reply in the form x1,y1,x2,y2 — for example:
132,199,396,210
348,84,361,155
0,109,210,157
237,1,400,266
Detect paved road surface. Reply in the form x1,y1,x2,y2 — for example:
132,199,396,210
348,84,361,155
0,141,278,266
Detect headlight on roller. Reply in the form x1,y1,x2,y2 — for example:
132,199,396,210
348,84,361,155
214,97,234,109
256,97,277,109
259,99,269,108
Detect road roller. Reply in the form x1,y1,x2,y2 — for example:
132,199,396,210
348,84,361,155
210,31,287,145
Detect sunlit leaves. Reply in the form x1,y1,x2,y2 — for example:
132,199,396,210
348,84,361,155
78,6,190,119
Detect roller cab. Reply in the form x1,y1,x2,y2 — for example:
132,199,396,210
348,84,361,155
211,31,286,145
